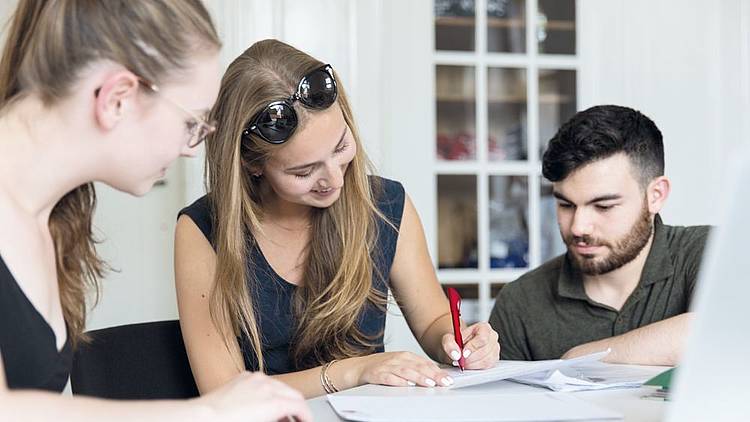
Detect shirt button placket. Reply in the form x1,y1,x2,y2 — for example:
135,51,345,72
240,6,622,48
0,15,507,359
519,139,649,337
614,314,626,335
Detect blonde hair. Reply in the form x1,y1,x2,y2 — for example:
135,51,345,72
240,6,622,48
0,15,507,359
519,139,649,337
0,0,221,345
206,39,388,372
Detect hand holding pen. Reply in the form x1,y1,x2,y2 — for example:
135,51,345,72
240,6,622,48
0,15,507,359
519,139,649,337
442,288,501,370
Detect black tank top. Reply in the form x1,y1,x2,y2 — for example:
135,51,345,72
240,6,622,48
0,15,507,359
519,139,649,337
179,176,405,374
0,255,72,391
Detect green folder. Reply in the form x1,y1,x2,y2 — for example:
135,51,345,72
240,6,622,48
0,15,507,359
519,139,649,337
644,367,676,390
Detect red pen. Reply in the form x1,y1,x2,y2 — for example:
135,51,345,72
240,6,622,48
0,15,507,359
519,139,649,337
447,287,466,371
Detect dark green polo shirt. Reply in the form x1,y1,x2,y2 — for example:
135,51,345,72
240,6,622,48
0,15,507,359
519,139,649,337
489,215,710,361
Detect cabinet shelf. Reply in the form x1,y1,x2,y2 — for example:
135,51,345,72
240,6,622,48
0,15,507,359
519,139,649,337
436,16,575,31
437,93,572,104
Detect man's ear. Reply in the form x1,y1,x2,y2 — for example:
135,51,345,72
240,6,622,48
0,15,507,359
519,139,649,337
93,71,140,130
646,175,671,214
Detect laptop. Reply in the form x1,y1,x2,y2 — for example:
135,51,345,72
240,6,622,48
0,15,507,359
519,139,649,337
666,146,750,421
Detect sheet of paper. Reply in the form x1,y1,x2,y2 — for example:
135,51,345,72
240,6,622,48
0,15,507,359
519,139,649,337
447,349,610,389
510,361,656,392
327,393,622,422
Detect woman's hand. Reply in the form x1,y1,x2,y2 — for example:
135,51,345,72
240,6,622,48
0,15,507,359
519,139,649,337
198,371,312,422
441,322,500,370
356,351,455,387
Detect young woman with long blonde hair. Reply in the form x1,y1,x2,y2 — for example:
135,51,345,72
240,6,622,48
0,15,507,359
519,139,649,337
0,1,309,421
175,39,501,398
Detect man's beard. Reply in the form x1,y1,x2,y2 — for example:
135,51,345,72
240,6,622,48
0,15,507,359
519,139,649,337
564,201,653,276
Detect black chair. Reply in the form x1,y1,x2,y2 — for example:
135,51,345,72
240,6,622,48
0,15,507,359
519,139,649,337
71,320,200,399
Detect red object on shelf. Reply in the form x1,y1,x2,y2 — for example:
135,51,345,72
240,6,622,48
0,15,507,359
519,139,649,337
437,132,475,160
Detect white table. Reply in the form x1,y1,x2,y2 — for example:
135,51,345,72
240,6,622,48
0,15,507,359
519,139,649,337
308,365,669,421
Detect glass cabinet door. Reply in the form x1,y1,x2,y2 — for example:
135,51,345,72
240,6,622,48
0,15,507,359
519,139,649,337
437,175,478,268
537,0,576,54
487,0,525,53
489,176,528,268
539,69,577,156
433,0,578,321
487,67,527,161
436,65,477,161
435,0,475,51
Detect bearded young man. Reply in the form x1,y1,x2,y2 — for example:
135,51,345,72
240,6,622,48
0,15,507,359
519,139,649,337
489,105,710,365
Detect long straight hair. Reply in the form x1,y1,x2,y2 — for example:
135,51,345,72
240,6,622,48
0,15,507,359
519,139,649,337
205,39,389,372
0,0,221,345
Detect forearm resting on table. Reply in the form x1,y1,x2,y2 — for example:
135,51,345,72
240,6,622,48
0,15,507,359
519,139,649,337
562,313,694,366
0,391,210,422
273,356,364,399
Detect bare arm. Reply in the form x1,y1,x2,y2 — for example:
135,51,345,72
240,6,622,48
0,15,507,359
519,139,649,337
390,195,499,368
0,347,311,422
389,195,454,362
174,215,245,393
562,313,693,365
273,352,450,398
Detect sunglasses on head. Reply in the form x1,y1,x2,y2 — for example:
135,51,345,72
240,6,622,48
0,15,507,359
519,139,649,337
242,64,338,145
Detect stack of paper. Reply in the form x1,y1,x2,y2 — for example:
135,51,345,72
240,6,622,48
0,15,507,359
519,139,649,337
447,349,611,389
510,361,654,392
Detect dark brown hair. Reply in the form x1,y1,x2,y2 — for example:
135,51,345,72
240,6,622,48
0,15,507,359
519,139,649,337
542,105,665,187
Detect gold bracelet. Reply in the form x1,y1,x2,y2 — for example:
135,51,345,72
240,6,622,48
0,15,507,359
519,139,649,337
321,359,339,394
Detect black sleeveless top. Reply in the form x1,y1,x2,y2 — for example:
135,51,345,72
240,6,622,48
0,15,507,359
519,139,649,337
179,176,405,374
0,255,72,391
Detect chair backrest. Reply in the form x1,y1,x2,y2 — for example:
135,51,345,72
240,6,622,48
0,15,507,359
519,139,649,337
71,320,199,399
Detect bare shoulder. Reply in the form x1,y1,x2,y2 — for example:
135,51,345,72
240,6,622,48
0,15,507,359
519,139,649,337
175,213,212,248
174,214,216,289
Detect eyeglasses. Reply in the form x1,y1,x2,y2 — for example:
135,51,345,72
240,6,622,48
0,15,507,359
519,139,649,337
242,64,338,145
137,79,216,148
94,77,216,148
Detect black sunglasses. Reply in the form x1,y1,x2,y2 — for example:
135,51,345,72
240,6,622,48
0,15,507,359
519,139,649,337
242,64,338,144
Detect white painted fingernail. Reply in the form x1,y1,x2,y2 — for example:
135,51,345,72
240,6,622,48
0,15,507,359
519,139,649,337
463,349,472,358
446,376,454,385
452,360,459,367
450,350,461,360
407,381,416,386
425,378,436,387
441,377,451,386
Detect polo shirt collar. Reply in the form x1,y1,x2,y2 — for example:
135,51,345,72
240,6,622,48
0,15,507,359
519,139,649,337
638,214,675,286
558,255,587,300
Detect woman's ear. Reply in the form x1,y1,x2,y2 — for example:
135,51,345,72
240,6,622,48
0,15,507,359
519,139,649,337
248,164,263,178
646,175,671,214
93,70,140,130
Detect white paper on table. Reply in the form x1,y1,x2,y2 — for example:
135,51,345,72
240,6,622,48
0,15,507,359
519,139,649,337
447,349,610,389
510,361,654,392
327,392,622,422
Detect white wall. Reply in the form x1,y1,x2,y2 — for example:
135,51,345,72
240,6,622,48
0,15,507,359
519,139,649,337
579,0,750,226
